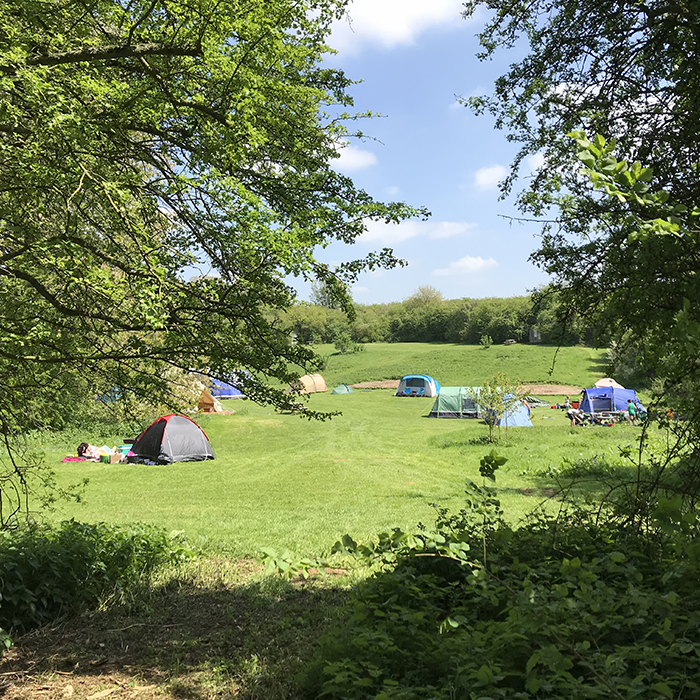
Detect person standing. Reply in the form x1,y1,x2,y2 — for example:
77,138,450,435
627,400,637,425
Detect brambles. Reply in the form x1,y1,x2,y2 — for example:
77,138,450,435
0,521,191,634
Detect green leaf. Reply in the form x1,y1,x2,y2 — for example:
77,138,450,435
652,682,674,698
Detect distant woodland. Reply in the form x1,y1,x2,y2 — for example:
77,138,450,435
278,285,593,347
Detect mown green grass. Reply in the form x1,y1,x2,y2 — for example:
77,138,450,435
49,361,649,559
18,343,657,700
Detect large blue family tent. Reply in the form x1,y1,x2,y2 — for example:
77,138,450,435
395,374,441,397
579,387,644,414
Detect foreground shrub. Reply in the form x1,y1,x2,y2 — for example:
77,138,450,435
0,520,189,635
301,484,700,699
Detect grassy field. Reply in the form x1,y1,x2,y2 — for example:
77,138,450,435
6,342,658,700
46,343,650,558
313,341,609,388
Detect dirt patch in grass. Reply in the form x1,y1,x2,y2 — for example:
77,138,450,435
0,561,350,700
350,380,581,395
522,384,582,395
350,380,400,389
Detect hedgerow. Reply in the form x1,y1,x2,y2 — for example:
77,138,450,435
300,480,700,699
0,520,190,638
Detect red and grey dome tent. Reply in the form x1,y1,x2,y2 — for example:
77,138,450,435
129,415,215,464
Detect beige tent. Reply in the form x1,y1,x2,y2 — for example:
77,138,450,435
594,377,625,389
198,390,223,413
289,373,327,394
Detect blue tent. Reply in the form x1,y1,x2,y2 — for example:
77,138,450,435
209,370,250,399
579,387,644,414
491,397,533,427
395,374,441,397
210,379,244,399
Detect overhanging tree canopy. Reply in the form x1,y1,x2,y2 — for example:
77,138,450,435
463,0,700,512
0,0,423,422
0,0,424,524
462,0,700,400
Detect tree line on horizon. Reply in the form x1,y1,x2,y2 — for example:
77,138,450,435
278,284,594,347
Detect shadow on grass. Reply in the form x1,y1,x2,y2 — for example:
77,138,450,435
0,565,351,700
429,432,515,449
588,356,610,375
514,457,640,505
498,486,561,500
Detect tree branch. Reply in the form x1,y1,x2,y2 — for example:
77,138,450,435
26,42,202,66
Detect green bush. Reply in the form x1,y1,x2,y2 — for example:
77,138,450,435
334,332,364,355
302,486,700,699
0,520,190,634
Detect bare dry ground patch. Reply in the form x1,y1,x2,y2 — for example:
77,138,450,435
0,562,349,700
351,380,581,395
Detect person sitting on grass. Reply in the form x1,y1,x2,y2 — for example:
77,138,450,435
567,407,585,426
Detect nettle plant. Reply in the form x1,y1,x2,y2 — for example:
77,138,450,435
0,520,192,639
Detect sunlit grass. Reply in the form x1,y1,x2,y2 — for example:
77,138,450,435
49,388,644,558
315,341,609,388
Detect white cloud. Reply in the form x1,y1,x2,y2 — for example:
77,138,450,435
429,221,478,239
387,185,401,196
359,219,477,245
527,153,545,172
474,165,507,190
352,285,370,295
434,255,498,277
330,0,464,54
333,143,378,172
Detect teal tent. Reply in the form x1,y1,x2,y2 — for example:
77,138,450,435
429,388,533,426
331,384,354,395
428,387,480,418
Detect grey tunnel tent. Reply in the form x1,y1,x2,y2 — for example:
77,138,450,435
129,414,215,464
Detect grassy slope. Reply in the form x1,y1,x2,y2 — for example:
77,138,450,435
48,343,650,558
315,342,608,388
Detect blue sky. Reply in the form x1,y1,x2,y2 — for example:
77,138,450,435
302,0,552,305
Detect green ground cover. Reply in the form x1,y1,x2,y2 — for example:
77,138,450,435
6,343,665,700
314,341,608,388
45,344,650,558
